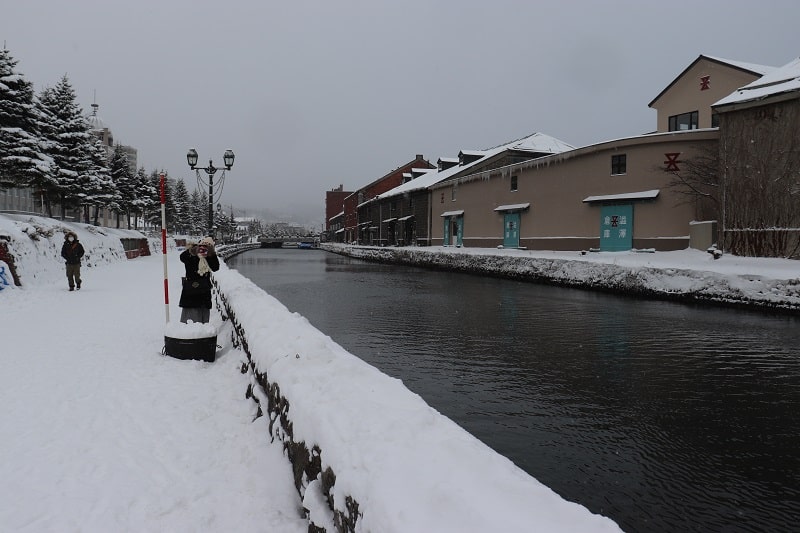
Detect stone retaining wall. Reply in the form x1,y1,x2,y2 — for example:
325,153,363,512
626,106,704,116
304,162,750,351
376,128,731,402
216,243,360,532
322,244,800,313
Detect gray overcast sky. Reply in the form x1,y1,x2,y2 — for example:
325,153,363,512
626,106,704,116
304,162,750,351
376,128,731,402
2,0,798,225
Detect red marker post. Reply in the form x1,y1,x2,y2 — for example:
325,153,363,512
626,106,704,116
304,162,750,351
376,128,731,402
160,172,170,323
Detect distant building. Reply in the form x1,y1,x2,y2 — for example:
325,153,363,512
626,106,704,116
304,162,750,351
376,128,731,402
86,102,138,227
344,154,435,244
88,103,138,173
0,186,37,214
325,184,351,242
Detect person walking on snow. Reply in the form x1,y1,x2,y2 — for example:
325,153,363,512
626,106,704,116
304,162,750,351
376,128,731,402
60,231,85,291
179,236,220,323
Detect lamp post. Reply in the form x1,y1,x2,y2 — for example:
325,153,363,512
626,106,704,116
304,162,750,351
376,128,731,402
187,148,235,239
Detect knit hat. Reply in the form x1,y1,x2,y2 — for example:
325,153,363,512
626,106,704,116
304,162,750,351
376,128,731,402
199,237,215,246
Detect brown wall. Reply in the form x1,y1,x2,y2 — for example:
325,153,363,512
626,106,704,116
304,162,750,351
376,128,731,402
717,97,800,257
430,130,719,250
325,191,351,230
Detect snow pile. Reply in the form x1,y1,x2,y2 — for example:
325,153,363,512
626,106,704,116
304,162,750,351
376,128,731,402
327,244,800,312
165,320,217,339
0,213,158,287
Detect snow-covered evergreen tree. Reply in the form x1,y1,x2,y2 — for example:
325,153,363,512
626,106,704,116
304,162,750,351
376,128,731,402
37,76,95,219
172,178,190,234
144,170,161,228
190,188,211,236
0,47,50,191
130,166,156,230
163,176,178,233
84,138,120,225
188,188,203,235
109,143,134,228
214,208,236,243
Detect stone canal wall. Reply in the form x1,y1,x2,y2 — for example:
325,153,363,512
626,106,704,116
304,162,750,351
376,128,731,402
321,243,800,313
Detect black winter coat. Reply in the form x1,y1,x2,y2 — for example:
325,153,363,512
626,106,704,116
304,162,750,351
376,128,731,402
61,239,85,265
179,249,220,309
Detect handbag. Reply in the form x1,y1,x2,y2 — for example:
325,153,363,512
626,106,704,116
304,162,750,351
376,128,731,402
181,276,211,295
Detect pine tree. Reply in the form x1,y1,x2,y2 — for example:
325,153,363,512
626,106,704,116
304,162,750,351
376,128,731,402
145,170,162,228
109,144,134,228
193,188,210,236
172,178,190,234
0,47,50,191
131,167,156,231
188,188,203,235
37,75,95,219
85,138,120,225
164,176,178,233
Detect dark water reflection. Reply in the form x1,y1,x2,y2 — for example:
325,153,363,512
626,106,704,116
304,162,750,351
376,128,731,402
227,249,800,533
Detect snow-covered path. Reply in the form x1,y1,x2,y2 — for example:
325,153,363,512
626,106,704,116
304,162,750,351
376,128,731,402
0,253,306,532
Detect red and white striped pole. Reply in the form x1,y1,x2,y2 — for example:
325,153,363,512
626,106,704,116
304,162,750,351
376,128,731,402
160,172,170,323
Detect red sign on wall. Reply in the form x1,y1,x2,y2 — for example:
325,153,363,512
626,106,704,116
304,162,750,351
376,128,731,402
664,152,681,171
700,75,710,91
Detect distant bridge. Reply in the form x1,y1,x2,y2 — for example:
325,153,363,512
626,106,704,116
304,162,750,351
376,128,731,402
258,237,319,249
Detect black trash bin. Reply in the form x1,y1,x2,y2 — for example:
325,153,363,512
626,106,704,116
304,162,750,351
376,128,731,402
164,335,217,363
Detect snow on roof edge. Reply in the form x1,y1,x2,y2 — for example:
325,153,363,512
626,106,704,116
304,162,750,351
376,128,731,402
583,190,660,203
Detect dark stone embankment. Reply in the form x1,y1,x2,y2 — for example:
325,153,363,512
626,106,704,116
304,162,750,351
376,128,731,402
321,243,800,314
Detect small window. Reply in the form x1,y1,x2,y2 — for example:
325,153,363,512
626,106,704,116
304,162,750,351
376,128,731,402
711,112,719,128
510,175,518,192
668,111,699,131
611,154,627,175
451,184,457,201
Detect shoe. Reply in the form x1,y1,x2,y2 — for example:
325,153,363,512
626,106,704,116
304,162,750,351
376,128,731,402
77,282,81,290
69,287,74,291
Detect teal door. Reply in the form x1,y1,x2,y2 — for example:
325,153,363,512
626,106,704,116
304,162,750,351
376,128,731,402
600,204,633,251
444,216,463,246
503,213,520,248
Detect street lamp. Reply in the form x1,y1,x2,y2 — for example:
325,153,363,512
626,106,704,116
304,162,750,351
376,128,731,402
187,148,234,239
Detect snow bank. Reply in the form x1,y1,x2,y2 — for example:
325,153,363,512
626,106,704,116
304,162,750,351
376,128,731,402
0,214,163,287
212,263,621,532
325,244,800,313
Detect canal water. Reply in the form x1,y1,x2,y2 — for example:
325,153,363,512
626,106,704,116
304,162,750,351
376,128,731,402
226,248,800,533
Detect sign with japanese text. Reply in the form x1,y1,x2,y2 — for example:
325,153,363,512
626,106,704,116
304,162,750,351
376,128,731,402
600,204,633,251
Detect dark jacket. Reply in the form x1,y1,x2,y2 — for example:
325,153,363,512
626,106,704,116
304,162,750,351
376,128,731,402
179,248,220,309
61,233,85,265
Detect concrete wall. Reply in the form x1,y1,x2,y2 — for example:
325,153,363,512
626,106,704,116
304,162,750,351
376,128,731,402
690,220,718,250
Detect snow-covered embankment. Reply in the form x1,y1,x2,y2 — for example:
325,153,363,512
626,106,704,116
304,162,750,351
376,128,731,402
324,243,800,313
213,247,621,532
0,214,158,288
